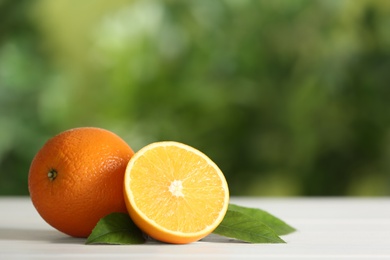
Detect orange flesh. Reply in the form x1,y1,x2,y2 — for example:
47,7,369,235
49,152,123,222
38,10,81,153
124,142,229,243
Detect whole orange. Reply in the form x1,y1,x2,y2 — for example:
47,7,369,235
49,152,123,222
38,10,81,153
28,127,134,238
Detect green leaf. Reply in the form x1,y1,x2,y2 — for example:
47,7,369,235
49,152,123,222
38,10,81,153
86,213,145,245
213,209,286,243
228,204,296,235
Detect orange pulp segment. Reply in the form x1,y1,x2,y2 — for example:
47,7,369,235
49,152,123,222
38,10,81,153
123,141,229,244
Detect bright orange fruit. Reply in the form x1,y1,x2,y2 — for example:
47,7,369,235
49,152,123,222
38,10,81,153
123,141,229,244
28,127,134,238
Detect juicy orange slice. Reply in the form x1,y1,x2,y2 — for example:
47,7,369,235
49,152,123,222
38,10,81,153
123,141,229,244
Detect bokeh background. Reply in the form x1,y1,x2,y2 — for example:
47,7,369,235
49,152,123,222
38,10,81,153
1,0,390,196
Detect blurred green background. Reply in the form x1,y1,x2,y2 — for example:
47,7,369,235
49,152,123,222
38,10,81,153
1,0,390,196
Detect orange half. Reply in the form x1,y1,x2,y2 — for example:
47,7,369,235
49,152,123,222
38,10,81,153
123,141,229,244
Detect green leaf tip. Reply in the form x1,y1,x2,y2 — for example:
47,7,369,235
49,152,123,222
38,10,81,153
228,203,296,236
213,209,286,243
86,212,145,245
212,203,296,243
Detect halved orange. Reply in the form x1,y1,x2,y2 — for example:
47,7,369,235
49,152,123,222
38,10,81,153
123,141,229,244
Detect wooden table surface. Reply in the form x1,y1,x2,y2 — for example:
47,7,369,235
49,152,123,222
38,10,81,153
1,197,390,259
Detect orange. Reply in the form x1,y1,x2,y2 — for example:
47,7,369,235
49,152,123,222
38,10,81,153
123,141,229,244
28,127,134,238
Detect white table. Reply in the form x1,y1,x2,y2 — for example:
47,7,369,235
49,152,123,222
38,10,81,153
1,197,390,259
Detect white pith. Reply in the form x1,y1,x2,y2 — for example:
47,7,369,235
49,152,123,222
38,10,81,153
169,180,184,197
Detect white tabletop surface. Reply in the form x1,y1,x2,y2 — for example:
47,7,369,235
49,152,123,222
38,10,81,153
1,197,390,259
